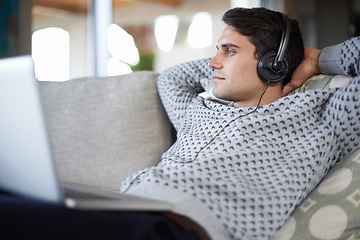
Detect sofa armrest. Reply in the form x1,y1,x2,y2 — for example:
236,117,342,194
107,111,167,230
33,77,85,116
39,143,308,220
39,71,175,190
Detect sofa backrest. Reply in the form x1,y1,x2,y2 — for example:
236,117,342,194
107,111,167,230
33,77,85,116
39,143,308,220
39,71,175,190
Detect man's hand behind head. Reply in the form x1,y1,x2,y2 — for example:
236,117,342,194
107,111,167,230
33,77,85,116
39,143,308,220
282,47,322,96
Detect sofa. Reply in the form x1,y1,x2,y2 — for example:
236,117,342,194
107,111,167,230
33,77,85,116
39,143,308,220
39,71,175,191
2,70,359,239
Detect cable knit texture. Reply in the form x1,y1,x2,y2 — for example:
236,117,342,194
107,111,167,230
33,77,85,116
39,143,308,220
121,37,360,240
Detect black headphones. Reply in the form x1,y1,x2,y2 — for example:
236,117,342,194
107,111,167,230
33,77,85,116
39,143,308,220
257,14,290,83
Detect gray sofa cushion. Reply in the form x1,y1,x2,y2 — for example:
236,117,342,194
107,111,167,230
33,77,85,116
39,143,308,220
39,71,174,190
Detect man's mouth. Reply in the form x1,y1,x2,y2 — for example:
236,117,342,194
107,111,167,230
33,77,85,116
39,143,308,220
213,74,225,81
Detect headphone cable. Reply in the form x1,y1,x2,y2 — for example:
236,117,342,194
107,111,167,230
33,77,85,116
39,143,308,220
122,81,271,193
167,80,270,164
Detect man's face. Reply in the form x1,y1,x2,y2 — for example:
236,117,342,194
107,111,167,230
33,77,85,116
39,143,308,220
208,25,268,107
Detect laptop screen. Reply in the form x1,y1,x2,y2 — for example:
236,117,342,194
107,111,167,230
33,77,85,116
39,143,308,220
0,55,63,203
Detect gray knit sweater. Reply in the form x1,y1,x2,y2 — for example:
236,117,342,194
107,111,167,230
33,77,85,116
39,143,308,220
120,37,360,240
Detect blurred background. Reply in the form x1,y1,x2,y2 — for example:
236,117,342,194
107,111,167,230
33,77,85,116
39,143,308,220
1,0,359,81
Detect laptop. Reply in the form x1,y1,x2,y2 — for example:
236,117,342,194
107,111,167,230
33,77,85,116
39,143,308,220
0,55,172,211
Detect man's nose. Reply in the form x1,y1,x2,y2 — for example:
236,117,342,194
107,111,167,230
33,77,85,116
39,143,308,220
208,54,222,69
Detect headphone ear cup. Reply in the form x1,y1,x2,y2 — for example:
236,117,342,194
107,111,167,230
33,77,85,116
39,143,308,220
257,52,288,83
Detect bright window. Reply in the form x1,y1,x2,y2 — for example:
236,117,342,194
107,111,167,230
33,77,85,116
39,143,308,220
32,27,70,81
154,15,179,52
231,0,261,7
107,23,139,75
187,12,212,49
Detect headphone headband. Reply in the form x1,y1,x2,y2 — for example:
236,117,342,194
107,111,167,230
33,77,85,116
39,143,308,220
275,14,290,63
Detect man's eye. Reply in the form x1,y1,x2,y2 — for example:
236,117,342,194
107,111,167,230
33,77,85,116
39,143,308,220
226,49,235,55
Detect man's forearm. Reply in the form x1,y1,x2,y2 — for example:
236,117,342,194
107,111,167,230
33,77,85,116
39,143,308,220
319,37,360,77
157,58,213,130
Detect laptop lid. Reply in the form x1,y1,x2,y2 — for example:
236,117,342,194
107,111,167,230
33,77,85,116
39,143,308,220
0,55,63,203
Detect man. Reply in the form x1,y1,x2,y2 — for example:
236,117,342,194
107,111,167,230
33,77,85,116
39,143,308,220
208,7,304,108
121,7,360,240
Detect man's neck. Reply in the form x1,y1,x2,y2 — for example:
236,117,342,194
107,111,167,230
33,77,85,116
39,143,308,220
233,83,283,108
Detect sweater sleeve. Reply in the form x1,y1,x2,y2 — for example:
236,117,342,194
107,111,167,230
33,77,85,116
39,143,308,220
319,37,360,76
157,58,214,131
321,37,360,157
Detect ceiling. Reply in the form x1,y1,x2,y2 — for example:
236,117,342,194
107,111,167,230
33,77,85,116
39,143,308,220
33,0,187,14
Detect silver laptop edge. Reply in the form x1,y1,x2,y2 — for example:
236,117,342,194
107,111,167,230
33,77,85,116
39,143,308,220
0,55,62,203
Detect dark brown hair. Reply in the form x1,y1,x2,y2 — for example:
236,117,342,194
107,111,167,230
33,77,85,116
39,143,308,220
222,7,304,86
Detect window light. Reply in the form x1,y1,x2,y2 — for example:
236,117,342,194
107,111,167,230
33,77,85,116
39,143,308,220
231,0,261,8
107,24,140,66
107,57,133,76
32,27,70,81
154,15,179,52
187,12,212,49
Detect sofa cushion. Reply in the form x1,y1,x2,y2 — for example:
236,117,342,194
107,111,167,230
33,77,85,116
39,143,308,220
274,147,360,239
39,71,174,190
